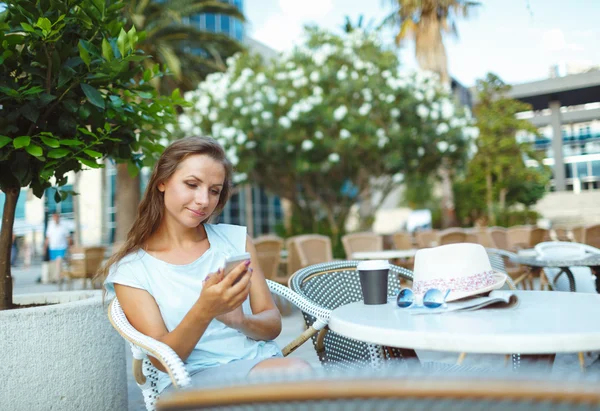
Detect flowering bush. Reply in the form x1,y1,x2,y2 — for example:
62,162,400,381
180,26,477,239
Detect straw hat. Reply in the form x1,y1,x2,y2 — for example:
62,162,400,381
413,243,507,302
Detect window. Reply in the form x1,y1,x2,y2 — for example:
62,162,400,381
221,15,231,35
577,162,589,179
0,189,27,220
206,13,216,32
45,185,74,214
565,163,573,179
592,161,600,177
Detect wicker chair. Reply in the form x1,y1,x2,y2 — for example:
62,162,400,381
571,226,585,243
414,230,438,248
156,367,600,411
485,248,532,290
341,232,383,259
293,235,333,268
506,226,532,251
438,228,467,245
253,235,285,285
489,227,508,250
289,260,417,371
107,279,331,411
391,232,413,250
529,228,549,247
60,246,106,290
584,224,600,249
551,226,571,242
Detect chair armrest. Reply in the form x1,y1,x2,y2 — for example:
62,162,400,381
266,279,331,326
108,299,191,389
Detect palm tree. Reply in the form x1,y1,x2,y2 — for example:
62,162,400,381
383,0,479,84
125,0,246,95
383,0,479,228
115,0,246,243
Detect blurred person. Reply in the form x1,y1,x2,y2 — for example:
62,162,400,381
100,136,309,396
44,212,71,283
10,234,18,267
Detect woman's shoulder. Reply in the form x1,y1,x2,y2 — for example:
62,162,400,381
205,223,248,253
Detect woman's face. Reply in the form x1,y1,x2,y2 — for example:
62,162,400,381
158,154,226,228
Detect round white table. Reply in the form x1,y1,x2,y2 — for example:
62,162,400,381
352,249,418,260
329,291,600,355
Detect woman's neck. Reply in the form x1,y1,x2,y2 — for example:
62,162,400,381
148,219,207,252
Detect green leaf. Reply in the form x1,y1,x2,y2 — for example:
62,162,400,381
127,26,137,50
101,38,113,61
36,17,52,33
81,84,105,109
127,161,140,178
13,136,31,148
0,136,11,149
78,40,91,67
117,28,127,57
48,148,71,158
40,168,54,180
59,139,84,146
40,135,60,148
20,22,35,32
54,189,61,203
26,144,43,157
76,156,101,169
83,149,102,158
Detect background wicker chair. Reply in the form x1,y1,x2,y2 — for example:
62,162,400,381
584,224,600,248
489,227,508,250
529,228,549,247
551,226,571,242
392,232,413,250
156,367,600,411
294,234,334,267
108,280,331,411
485,248,531,290
438,228,467,245
506,226,532,251
60,246,106,290
341,232,383,259
571,226,585,243
414,230,438,248
289,260,417,371
253,235,285,284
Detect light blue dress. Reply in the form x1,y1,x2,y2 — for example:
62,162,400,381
104,223,282,393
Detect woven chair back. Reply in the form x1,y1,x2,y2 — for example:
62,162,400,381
253,235,284,280
341,232,383,259
438,229,467,245
489,228,508,250
414,230,438,248
506,226,532,251
392,232,413,250
529,228,548,247
290,261,413,370
584,224,600,249
294,235,333,267
571,226,585,243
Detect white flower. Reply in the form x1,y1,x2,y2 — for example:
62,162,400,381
246,141,257,149
208,110,218,122
358,103,371,116
417,147,425,157
252,102,263,112
240,107,249,115
390,108,400,118
178,114,193,131
351,71,359,80
255,73,266,84
278,96,288,106
449,144,457,152
251,118,259,126
288,109,299,121
386,95,395,104
301,140,314,151
313,86,323,96
437,141,449,152
309,71,320,82
328,153,340,163
233,173,247,183
337,70,347,81
275,72,287,81
382,70,391,78
279,117,292,128
286,145,294,153
333,105,348,121
339,129,351,140
233,97,243,107
262,112,272,121
285,62,295,70
236,132,247,145
436,123,449,135
221,127,236,139
416,105,429,119
376,128,386,138
425,89,435,101
431,110,439,120
441,99,455,120
392,173,403,183
414,91,424,101
315,131,324,140
211,123,223,137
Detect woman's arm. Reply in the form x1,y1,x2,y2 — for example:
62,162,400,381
115,261,254,372
218,235,282,341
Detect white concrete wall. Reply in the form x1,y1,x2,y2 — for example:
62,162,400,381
534,190,600,226
0,291,127,410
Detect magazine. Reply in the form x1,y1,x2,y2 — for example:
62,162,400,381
407,290,518,315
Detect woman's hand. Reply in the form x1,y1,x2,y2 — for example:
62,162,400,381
196,261,253,320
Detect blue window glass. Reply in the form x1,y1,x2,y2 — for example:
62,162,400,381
577,162,589,178
0,190,26,220
592,161,600,177
190,13,201,28
234,20,243,40
565,164,573,179
206,13,216,32
234,0,243,11
45,185,74,214
221,15,231,35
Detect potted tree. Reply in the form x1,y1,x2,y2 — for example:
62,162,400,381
0,1,182,409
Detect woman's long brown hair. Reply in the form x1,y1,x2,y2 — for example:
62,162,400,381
96,136,233,283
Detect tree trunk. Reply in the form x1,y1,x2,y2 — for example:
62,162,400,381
485,166,495,226
72,173,81,246
415,15,449,84
115,163,140,243
499,188,508,212
0,187,19,310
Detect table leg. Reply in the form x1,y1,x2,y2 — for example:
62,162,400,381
554,267,576,292
513,353,556,371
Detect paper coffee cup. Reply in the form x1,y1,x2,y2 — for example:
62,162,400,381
357,260,390,305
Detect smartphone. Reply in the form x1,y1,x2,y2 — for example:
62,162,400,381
223,252,251,284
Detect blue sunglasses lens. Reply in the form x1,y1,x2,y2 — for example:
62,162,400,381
423,288,446,308
396,289,414,308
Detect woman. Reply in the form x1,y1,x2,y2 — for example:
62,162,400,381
101,136,308,394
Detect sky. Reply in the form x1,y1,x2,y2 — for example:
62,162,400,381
245,0,600,87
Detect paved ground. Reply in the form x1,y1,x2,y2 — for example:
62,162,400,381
13,263,598,411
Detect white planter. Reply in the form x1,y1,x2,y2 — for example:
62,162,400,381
0,291,127,410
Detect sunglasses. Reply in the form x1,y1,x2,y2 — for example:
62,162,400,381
396,288,451,309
